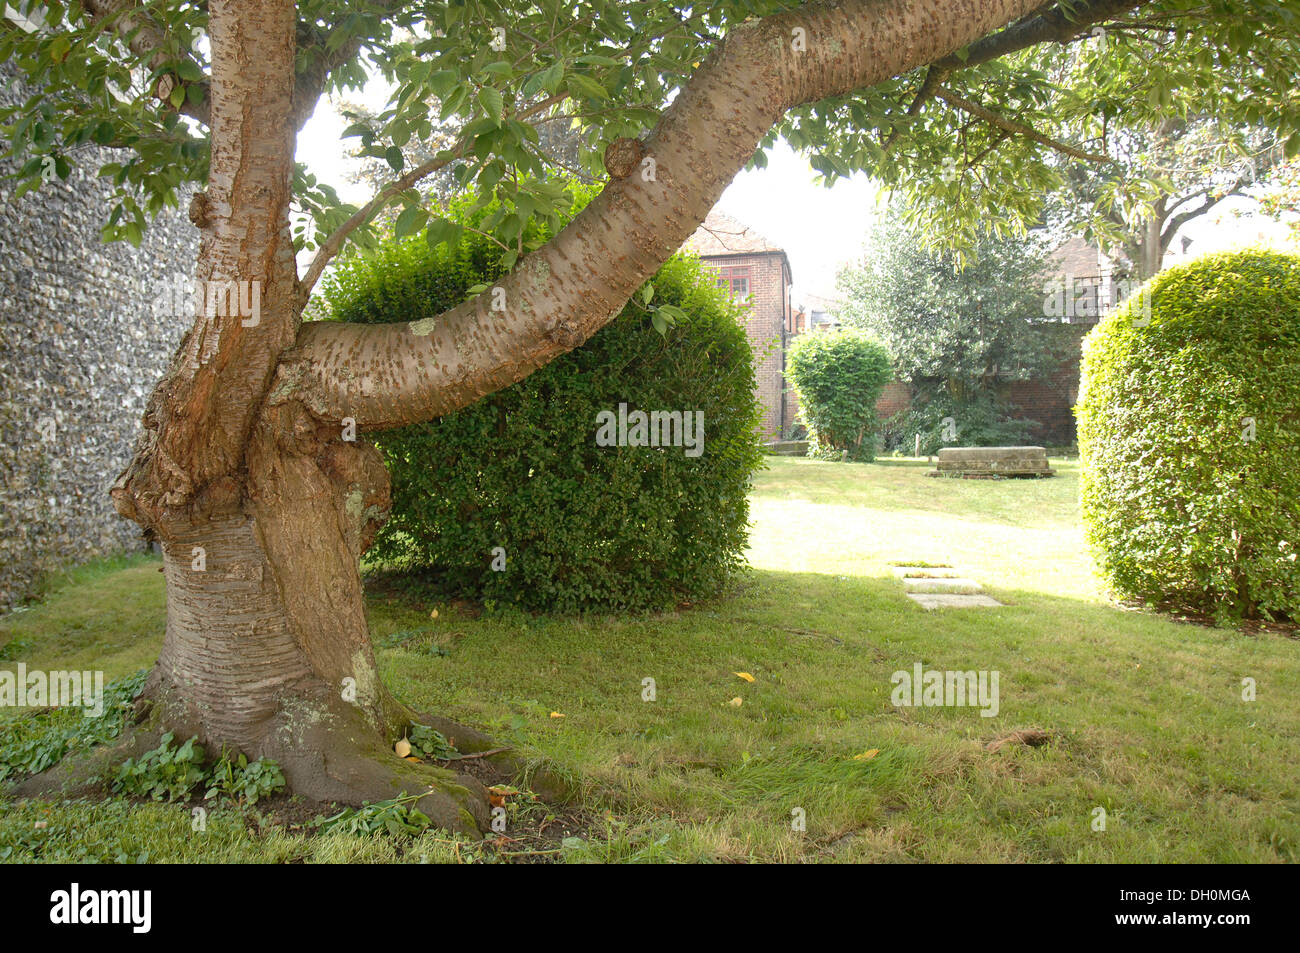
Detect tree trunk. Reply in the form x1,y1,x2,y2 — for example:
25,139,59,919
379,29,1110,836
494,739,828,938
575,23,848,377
86,0,493,829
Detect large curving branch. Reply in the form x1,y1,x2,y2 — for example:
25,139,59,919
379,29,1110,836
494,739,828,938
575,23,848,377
275,0,1151,432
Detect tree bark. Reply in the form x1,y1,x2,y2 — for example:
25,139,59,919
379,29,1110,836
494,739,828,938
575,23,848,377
83,0,1055,832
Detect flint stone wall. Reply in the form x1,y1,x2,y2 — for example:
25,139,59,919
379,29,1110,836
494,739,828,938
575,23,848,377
0,73,197,609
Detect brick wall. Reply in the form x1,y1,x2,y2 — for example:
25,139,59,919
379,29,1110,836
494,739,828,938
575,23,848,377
874,379,912,419
1003,326,1090,446
700,252,789,437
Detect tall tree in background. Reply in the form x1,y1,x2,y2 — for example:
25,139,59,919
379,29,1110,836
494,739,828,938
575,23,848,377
1,0,1296,830
1043,115,1287,280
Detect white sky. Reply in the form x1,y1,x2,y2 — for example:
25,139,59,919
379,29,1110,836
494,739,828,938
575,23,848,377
296,91,1297,303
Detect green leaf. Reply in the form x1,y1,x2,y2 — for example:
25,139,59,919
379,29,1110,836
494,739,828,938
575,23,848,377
427,69,460,98
477,86,504,123
565,73,609,101
424,217,462,249
394,204,427,239
539,61,565,95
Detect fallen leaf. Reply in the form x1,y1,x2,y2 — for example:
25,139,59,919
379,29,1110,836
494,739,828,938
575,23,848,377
728,697,743,707
549,711,565,719
394,738,412,758
403,755,422,763
853,749,880,761
734,671,755,683
430,608,439,619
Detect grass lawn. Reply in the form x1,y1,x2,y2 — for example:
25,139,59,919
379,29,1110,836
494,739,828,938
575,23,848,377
2,456,1296,863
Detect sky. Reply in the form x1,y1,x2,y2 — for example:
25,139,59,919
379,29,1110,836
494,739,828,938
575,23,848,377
296,91,1297,305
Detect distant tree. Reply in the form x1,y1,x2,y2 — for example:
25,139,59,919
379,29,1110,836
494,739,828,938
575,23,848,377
839,207,1062,395
1042,115,1287,280
837,207,1069,451
801,6,1300,270
1259,157,1300,236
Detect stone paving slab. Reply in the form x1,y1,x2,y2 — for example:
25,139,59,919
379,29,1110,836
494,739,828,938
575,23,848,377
903,577,984,593
889,565,963,579
907,592,1004,609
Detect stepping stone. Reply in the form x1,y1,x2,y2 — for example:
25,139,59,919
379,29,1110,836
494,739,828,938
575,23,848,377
903,577,984,594
889,565,962,579
907,593,1004,609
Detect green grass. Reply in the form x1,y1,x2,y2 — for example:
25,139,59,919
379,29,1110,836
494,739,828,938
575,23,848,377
2,456,1297,863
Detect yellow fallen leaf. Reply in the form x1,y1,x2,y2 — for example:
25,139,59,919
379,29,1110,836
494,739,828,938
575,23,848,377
403,755,423,763
394,738,412,758
734,672,755,683
853,749,880,761
549,711,565,719
728,697,743,707
430,608,439,619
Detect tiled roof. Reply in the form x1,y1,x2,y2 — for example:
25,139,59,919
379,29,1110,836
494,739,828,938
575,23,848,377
682,210,785,256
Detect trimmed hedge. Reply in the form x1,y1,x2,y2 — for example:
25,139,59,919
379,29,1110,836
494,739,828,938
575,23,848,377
321,201,765,614
786,328,893,461
1077,249,1300,622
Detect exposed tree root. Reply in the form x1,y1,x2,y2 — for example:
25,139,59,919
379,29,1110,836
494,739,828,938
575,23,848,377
7,679,499,837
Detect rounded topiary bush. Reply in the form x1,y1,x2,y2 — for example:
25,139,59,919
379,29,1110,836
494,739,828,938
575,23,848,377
1077,249,1300,622
320,199,764,614
786,328,893,461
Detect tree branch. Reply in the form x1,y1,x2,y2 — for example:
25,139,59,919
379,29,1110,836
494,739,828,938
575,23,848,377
77,0,211,125
277,0,1114,430
881,64,950,153
934,86,1111,163
877,0,1144,156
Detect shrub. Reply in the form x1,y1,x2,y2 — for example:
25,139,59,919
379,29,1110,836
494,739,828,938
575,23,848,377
321,192,765,614
786,328,893,461
1076,249,1300,622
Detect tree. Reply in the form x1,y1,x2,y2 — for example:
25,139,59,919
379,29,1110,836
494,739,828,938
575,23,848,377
795,1,1300,258
1043,115,1287,281
1259,157,1300,236
2,0,1295,831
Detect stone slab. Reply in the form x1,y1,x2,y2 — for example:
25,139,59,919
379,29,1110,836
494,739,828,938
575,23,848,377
906,593,1004,609
929,445,1055,478
903,577,984,593
763,439,809,457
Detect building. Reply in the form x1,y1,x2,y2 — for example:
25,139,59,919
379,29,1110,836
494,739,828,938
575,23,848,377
681,211,794,437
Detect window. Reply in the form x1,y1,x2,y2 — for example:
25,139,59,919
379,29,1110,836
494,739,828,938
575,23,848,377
714,265,751,299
